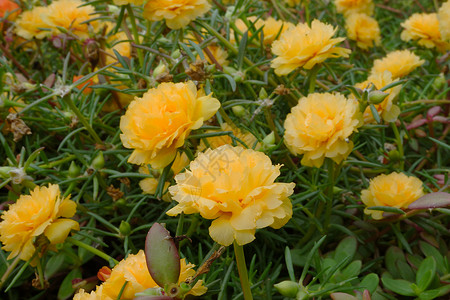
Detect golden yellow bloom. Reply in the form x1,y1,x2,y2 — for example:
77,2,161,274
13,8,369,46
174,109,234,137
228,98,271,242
167,145,295,246
112,0,146,5
0,184,79,261
143,0,211,30
120,81,220,169
345,13,381,50
82,250,207,299
334,0,374,16
361,172,424,220
271,20,350,75
284,93,362,168
230,17,256,44
44,0,99,39
198,123,259,151
73,286,103,300
203,45,229,66
370,50,425,79
401,13,449,52
15,7,50,40
438,1,450,42
254,17,294,45
355,71,401,123
105,32,132,65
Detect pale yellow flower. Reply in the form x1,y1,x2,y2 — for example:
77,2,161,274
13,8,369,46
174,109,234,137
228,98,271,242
203,45,229,66
15,7,51,40
361,172,424,220
198,123,260,151
143,0,211,30
438,1,450,42
345,13,381,50
77,250,207,299
401,13,449,52
334,0,374,16
167,145,295,246
355,71,401,123
284,93,362,168
271,20,350,75
120,81,220,169
370,50,425,79
44,0,99,39
112,0,146,5
0,184,79,262
105,32,132,65
255,17,294,45
230,17,256,44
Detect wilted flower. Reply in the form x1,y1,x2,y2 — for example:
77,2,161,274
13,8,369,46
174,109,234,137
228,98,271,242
370,50,425,79
167,145,295,246
334,0,374,16
438,1,450,42
0,184,79,262
345,13,381,50
361,172,424,220
271,20,350,75
355,71,402,123
120,81,220,169
15,7,51,40
198,123,259,151
401,13,449,52
74,250,206,299
143,0,211,30
44,0,99,40
284,93,362,168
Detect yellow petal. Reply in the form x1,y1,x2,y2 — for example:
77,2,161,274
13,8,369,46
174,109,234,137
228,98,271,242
209,215,235,246
44,219,80,244
57,199,77,218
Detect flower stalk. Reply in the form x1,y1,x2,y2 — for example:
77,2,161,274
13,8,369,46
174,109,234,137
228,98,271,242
234,242,253,300
126,4,144,65
67,237,119,266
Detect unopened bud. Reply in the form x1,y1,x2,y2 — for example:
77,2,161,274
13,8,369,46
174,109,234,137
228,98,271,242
368,90,389,104
97,266,112,281
153,63,168,78
388,150,402,162
119,221,131,236
68,161,81,178
432,73,446,90
92,151,104,170
259,88,268,99
171,49,181,59
274,280,299,297
262,131,275,146
232,105,246,117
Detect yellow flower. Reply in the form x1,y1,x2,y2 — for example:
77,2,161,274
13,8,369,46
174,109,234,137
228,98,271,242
76,250,207,299
271,20,350,76
438,1,450,42
143,0,211,30
120,81,220,169
229,17,256,44
284,0,301,7
361,172,424,220
334,0,374,16
0,184,79,262
44,0,99,39
401,13,449,52
15,7,51,40
198,123,260,151
167,145,295,246
105,32,132,65
355,71,401,123
255,17,294,45
284,93,362,168
203,45,229,66
345,13,381,50
370,50,425,79
112,0,146,5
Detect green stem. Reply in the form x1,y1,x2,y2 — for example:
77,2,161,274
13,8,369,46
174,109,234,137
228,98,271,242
0,255,21,290
324,159,336,230
62,96,103,145
233,242,253,300
126,4,144,66
67,237,119,266
308,64,321,94
390,122,404,170
218,106,235,127
30,154,76,171
36,257,44,289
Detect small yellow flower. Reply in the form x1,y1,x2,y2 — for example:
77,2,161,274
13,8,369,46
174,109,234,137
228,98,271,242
73,286,103,300
255,17,294,45
105,32,132,65
74,250,207,299
438,1,450,42
198,123,260,151
202,45,229,66
361,172,424,220
120,81,220,169
355,71,402,123
284,93,362,168
167,145,295,246
112,0,146,5
345,13,381,50
271,20,350,76
370,50,425,80
44,0,99,40
15,7,51,40
143,0,211,30
401,13,449,52
0,184,79,262
334,0,374,16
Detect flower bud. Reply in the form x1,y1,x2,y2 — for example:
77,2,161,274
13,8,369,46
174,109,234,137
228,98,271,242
262,131,275,146
274,280,299,297
153,62,168,78
92,151,104,170
97,266,112,281
171,49,181,59
432,73,446,90
388,150,402,162
259,88,268,99
119,220,131,236
231,105,246,117
68,161,81,178
368,90,389,104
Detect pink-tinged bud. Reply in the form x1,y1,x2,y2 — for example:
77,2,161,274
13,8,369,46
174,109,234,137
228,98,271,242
97,266,112,281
